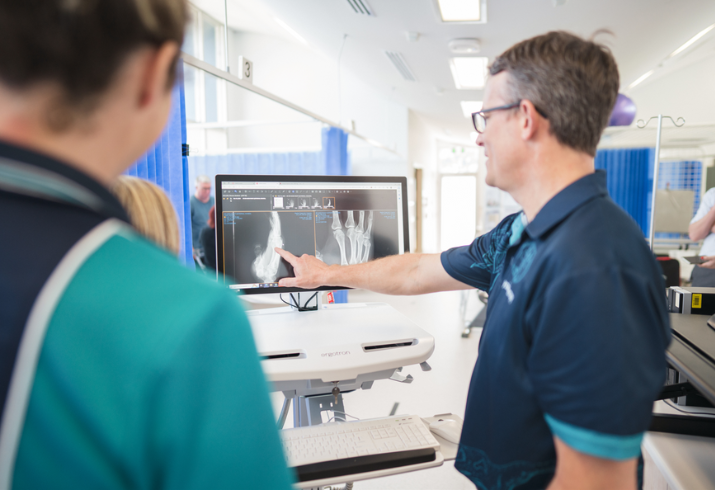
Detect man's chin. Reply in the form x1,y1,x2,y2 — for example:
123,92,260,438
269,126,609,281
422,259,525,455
484,173,496,188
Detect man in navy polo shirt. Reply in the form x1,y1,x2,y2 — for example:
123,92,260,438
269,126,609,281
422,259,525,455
277,31,671,489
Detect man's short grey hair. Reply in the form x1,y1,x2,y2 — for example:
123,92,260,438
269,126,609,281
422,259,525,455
195,175,211,186
489,31,619,157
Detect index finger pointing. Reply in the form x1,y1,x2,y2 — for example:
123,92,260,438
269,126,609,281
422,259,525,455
274,247,297,264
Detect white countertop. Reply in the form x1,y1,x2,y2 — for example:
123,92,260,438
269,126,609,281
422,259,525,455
644,401,715,490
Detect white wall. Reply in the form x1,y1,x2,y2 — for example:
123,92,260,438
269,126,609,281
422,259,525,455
408,111,439,252
629,54,715,127
227,30,409,165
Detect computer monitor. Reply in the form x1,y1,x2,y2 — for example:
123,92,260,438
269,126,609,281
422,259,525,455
215,175,410,295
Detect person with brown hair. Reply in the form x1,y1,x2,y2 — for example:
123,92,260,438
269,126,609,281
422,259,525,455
277,31,670,489
112,175,181,255
0,0,292,488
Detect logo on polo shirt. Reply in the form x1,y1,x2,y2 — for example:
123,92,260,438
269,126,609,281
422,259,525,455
511,242,538,284
502,280,515,303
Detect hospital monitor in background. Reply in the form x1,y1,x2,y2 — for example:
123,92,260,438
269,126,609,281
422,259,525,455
215,175,409,295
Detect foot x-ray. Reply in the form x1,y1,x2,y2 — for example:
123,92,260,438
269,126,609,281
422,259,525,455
316,211,374,266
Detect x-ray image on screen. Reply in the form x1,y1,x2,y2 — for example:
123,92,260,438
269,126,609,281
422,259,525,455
314,210,399,266
216,176,407,293
223,211,315,284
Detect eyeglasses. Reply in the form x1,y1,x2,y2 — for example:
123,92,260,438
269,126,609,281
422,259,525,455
471,100,548,133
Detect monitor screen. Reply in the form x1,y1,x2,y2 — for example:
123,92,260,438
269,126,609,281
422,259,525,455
215,175,409,294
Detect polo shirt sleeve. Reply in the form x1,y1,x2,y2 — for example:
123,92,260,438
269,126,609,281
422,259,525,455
440,214,517,291
526,267,670,460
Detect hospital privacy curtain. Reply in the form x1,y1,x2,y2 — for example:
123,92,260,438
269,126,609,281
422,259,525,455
125,74,193,267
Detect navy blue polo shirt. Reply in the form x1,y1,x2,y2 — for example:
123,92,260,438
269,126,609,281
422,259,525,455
441,171,671,490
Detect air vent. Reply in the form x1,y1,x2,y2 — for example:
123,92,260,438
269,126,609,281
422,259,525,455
384,51,417,82
363,340,415,351
263,352,302,360
346,0,373,16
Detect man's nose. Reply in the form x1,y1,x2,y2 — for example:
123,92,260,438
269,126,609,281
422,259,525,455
475,132,485,147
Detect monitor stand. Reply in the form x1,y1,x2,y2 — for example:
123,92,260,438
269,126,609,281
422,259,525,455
246,299,435,429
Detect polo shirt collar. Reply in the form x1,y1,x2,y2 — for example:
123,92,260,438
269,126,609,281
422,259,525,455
525,170,608,240
0,139,128,222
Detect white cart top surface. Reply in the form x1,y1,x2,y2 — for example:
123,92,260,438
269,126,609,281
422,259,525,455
248,302,435,382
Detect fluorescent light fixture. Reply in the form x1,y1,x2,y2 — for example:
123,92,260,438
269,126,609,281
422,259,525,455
627,69,654,90
274,17,308,46
450,57,488,89
668,23,715,58
437,0,481,22
460,101,483,118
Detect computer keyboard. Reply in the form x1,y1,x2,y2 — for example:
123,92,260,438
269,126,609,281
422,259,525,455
281,414,441,482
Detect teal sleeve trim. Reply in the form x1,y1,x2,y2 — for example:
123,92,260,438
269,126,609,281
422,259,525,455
544,414,643,461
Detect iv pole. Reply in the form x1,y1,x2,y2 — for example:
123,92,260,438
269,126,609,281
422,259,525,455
636,115,685,251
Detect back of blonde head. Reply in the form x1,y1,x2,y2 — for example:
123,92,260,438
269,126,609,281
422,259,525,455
113,176,181,256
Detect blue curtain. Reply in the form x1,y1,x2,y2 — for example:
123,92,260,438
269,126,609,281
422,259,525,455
595,149,703,240
655,160,702,239
322,126,350,176
186,126,350,184
125,67,193,267
594,148,654,236
188,152,324,186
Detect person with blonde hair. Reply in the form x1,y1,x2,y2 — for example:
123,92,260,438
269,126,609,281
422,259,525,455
112,175,180,255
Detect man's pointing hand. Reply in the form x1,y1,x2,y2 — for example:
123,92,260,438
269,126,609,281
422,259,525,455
274,247,331,289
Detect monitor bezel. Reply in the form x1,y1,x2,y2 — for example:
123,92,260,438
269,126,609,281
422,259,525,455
214,174,410,295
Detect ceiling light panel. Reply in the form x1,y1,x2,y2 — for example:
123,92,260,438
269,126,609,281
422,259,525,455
346,0,374,16
437,0,481,22
450,57,488,89
460,101,483,118
385,51,417,82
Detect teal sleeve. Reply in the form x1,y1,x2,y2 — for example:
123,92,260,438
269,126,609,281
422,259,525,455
12,234,294,489
545,414,643,461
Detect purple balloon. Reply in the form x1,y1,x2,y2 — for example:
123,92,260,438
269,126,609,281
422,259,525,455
609,93,637,126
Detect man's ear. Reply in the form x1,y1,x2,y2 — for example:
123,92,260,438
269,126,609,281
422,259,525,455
138,42,180,109
519,99,542,142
